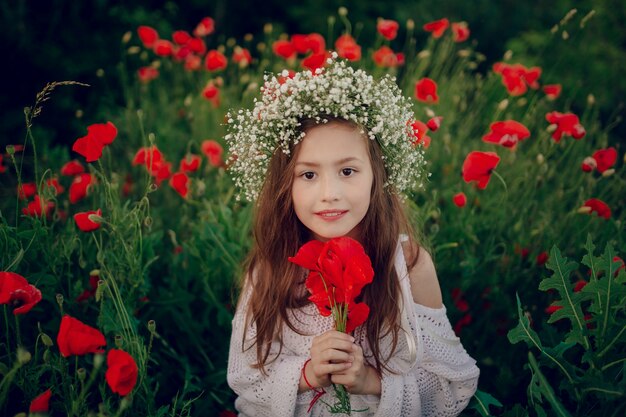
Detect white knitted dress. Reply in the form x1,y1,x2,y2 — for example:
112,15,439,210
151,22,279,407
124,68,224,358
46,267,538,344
227,238,480,416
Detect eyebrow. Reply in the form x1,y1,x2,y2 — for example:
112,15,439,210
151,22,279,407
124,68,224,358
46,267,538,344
295,157,363,167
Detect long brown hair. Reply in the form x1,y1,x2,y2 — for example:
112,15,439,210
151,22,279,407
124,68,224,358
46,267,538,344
238,117,419,376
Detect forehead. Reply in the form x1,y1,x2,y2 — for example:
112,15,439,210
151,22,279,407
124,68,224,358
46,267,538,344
294,122,370,163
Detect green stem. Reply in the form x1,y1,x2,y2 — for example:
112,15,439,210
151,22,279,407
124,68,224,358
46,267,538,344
528,351,573,417
14,315,21,347
601,357,626,372
598,324,626,358
3,306,11,363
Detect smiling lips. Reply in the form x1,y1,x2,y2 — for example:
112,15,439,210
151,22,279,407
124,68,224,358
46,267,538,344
315,209,348,220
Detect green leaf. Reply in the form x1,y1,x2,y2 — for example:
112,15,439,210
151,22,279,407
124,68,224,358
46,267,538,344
468,389,503,416
508,293,543,350
540,245,589,349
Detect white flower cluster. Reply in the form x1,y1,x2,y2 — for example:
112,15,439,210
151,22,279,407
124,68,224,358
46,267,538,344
225,53,427,201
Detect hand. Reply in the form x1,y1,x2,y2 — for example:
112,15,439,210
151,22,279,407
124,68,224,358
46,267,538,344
330,343,381,395
303,330,356,389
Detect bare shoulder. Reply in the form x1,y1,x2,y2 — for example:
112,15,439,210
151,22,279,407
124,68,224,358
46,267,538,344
401,241,443,309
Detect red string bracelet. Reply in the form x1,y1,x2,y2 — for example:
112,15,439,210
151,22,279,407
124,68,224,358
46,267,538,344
302,358,326,412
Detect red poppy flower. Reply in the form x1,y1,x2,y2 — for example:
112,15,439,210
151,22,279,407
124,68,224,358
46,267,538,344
174,46,192,61
291,34,311,54
492,63,527,96
61,160,85,176
183,54,201,71
592,147,617,173
77,275,99,302
169,172,190,198
17,182,37,200
453,313,472,335
69,173,95,203
0,154,6,173
153,39,174,56
137,26,159,48
272,40,296,59
614,256,626,277
72,122,117,162
179,154,202,172
372,46,399,68
201,140,224,167
187,37,206,55
423,18,449,38
536,251,549,266
172,30,191,45
138,66,159,83
451,22,470,42
426,116,443,132
582,198,611,219
193,17,215,37
105,349,139,396
542,84,562,100
46,177,64,195
74,209,103,232
202,81,220,107
545,304,563,315
546,111,586,141
302,51,328,72
87,122,117,146
573,279,588,292
451,288,470,312
132,146,163,169
29,389,52,413
377,19,399,40
335,34,361,61
482,120,530,148
0,271,42,315
57,315,106,357
305,33,325,54
462,151,501,189
152,161,172,186
410,120,431,148
205,50,227,71
232,47,253,66
522,67,541,89
345,302,370,334
453,192,467,208
414,77,439,104
22,195,55,218
581,156,596,172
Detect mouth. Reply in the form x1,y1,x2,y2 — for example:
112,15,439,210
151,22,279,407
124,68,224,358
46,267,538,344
315,210,348,220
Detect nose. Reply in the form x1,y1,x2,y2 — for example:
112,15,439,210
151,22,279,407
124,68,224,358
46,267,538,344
320,174,340,202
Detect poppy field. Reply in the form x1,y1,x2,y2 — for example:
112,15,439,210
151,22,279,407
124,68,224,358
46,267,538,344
1,6,625,417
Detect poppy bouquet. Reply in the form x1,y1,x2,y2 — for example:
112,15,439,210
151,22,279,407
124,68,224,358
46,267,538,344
289,237,374,414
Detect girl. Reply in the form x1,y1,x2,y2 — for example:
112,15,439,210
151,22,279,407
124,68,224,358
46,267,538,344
226,55,480,416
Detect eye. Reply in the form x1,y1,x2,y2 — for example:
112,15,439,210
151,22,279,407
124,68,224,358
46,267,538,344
341,168,356,177
301,171,316,180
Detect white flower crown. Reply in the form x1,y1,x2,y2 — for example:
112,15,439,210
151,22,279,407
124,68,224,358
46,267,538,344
224,53,428,201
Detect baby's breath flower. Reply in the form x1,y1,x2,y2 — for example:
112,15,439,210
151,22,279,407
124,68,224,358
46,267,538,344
225,54,428,201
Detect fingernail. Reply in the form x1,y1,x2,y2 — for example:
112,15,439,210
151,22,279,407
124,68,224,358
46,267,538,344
349,336,355,342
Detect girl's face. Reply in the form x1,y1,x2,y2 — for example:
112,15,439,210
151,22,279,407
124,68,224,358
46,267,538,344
291,122,374,242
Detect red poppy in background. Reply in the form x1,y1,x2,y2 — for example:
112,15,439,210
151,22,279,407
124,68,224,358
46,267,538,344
172,30,191,45
179,154,202,172
17,182,37,200
542,84,562,100
493,63,541,96
423,18,449,38
291,34,311,54
193,17,215,37
202,81,220,107
106,349,139,396
272,40,296,59
372,46,399,67
69,173,95,203
133,146,163,169
335,34,361,61
0,154,6,173
137,26,159,48
546,304,563,315
88,122,117,146
592,147,617,173
57,315,106,357
46,177,64,195
453,313,472,335
427,116,443,132
522,67,541,89
29,389,52,413
205,50,227,71
573,279,588,292
582,198,611,219
232,47,253,66
77,275,100,303
536,251,549,266
22,195,55,218
74,209,103,232
152,161,172,186
451,22,470,42
138,66,159,83
0,271,42,315
482,120,530,148
410,120,431,148
377,19,399,40
614,256,626,276
184,54,202,71
453,192,467,208
72,121,118,162
451,288,469,312
187,38,206,55
153,39,174,57
305,33,326,54
61,160,85,176
201,140,224,167
462,151,501,189
546,111,586,141
302,51,329,72
414,77,439,104
170,172,190,198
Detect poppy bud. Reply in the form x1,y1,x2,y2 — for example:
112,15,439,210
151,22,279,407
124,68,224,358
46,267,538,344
263,23,273,34
115,335,124,349
41,333,54,347
122,31,132,44
148,320,156,334
338,6,348,16
577,206,592,214
602,168,615,177
536,154,545,164
562,30,569,40
17,347,32,364
587,94,595,106
6,145,15,156
497,99,509,111
120,396,132,410
56,293,64,311
94,353,105,370
77,367,87,381
406,19,415,30
43,349,51,363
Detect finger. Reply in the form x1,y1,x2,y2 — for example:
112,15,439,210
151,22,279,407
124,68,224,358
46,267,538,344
315,361,353,376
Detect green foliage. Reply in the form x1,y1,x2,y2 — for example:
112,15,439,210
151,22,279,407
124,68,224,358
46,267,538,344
509,236,626,417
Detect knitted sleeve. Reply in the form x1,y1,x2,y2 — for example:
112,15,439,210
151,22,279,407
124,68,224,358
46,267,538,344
375,303,479,417
227,284,307,417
